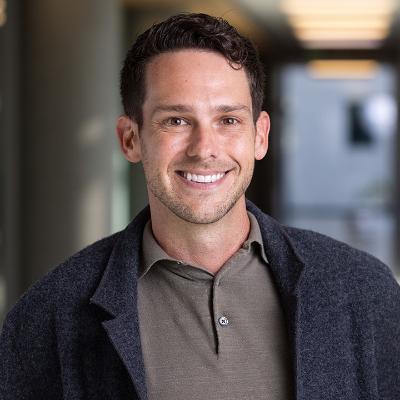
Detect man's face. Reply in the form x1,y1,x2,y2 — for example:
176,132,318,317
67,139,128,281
136,49,269,224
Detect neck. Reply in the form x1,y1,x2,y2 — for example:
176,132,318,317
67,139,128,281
149,198,250,274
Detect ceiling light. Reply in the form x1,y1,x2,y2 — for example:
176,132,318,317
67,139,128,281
280,0,396,49
287,15,390,30
307,59,378,79
294,27,389,42
281,0,396,16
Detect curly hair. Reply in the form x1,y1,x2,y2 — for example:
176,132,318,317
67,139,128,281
120,13,265,127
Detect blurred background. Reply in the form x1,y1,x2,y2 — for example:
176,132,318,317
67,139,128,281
1,0,400,322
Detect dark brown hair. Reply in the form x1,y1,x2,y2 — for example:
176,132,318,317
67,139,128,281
120,13,265,127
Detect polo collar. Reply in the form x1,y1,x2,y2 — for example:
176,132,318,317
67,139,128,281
139,210,269,279
90,200,306,317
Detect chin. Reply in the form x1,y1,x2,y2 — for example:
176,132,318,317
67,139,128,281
167,199,241,225
176,212,224,225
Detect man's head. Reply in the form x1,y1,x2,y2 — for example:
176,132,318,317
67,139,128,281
120,13,265,127
117,13,270,225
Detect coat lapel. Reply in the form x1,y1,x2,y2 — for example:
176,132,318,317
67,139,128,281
247,200,306,398
101,312,147,400
246,199,305,310
90,206,151,400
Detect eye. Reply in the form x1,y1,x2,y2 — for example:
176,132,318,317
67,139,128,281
167,117,188,126
222,117,239,125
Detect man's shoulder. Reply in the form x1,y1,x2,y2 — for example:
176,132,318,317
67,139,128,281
281,224,398,294
4,206,151,328
41,230,121,288
4,230,123,324
248,203,398,292
283,224,385,267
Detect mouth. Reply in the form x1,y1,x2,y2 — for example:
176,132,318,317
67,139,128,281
177,170,228,184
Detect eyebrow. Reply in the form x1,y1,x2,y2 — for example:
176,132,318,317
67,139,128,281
152,105,193,117
151,103,251,117
215,104,251,113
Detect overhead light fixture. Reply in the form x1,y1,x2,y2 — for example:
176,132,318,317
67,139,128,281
294,28,389,42
281,0,395,16
307,59,378,79
287,15,391,30
280,0,396,49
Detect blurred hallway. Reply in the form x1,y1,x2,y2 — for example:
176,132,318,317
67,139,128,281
281,63,397,270
1,0,400,321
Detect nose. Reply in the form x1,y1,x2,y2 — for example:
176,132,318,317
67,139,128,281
185,123,219,160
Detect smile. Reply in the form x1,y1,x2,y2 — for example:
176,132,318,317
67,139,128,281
178,171,226,183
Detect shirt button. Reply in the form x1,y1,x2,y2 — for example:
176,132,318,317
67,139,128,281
218,316,229,326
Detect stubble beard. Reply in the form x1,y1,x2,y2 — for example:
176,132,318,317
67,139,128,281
145,164,254,225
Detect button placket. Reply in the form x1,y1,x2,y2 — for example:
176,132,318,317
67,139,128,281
212,274,233,355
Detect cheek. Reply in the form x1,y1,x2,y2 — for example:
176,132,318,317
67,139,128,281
142,136,185,171
228,137,256,162
161,135,191,161
167,137,186,153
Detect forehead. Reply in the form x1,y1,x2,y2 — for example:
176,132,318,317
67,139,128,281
143,49,252,109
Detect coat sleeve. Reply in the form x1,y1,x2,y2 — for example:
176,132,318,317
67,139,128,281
372,266,400,399
0,289,63,399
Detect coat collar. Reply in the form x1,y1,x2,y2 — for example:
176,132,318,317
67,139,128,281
246,200,306,299
90,200,305,400
246,200,306,385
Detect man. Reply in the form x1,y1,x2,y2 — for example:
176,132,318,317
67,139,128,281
1,13,399,400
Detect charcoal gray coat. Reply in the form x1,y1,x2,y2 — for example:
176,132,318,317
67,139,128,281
1,201,399,399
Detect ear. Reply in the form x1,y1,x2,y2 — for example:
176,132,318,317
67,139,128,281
116,115,142,163
254,111,270,160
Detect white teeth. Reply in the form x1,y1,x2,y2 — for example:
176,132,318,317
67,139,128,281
182,172,225,183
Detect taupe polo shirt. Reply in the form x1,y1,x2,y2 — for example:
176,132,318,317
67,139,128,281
137,212,293,400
